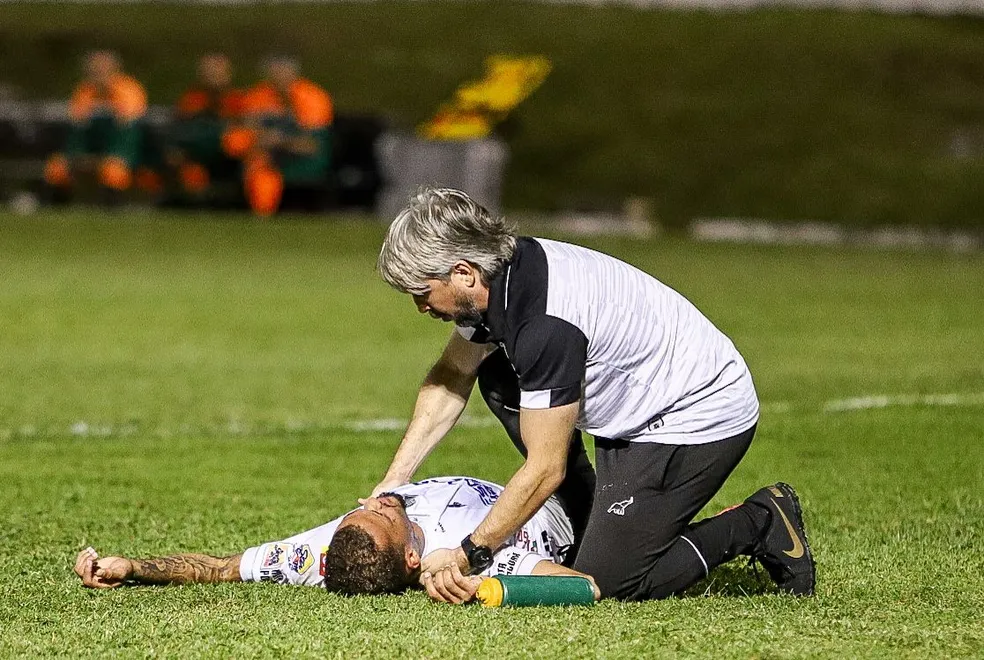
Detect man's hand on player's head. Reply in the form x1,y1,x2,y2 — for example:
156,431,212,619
421,560,482,605
363,477,409,503
74,547,133,589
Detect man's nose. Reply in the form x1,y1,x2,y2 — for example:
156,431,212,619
378,494,401,508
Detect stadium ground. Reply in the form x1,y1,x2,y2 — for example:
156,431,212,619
1,211,982,657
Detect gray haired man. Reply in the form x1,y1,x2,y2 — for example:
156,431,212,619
370,187,816,603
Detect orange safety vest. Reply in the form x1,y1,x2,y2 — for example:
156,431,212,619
69,74,147,123
241,79,333,130
176,86,245,120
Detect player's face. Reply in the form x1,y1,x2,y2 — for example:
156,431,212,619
338,494,414,556
266,60,298,90
85,52,118,88
412,280,483,327
199,55,231,88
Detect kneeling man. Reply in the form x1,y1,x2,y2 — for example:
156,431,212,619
372,188,816,602
74,476,598,603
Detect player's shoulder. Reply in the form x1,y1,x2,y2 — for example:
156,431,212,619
407,476,502,500
408,475,502,490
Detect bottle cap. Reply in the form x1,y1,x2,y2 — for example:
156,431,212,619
476,577,504,607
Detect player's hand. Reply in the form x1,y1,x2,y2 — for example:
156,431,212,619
419,547,475,604
362,477,408,503
74,547,133,589
421,557,483,605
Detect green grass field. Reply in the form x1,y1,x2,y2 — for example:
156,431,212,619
1,211,983,657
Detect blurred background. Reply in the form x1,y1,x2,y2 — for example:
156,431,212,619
0,0,983,243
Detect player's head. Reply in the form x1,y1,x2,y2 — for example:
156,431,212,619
84,50,120,87
262,54,300,90
322,493,423,595
198,53,232,89
377,187,516,326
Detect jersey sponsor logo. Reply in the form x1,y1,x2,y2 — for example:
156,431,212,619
319,550,329,577
288,544,314,574
415,477,501,506
511,528,538,553
258,568,289,584
447,502,465,508
262,543,290,567
607,497,634,516
495,550,522,575
464,479,500,506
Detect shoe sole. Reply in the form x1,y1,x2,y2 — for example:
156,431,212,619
773,481,816,596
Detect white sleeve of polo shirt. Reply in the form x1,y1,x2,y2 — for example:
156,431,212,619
519,389,552,409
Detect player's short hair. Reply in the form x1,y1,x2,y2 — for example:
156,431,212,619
377,187,517,295
321,526,410,596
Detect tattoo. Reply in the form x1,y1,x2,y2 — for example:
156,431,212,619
130,553,243,585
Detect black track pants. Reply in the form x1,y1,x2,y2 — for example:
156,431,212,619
572,426,765,600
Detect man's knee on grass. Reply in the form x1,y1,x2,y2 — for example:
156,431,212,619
321,525,413,595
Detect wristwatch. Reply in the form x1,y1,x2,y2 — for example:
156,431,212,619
461,534,494,574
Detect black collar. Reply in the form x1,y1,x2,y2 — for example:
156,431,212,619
481,262,510,343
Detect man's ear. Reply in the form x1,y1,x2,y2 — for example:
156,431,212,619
406,546,421,571
450,261,477,289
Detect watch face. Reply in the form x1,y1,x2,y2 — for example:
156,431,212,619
472,546,493,570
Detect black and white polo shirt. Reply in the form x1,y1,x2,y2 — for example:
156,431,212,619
459,237,759,445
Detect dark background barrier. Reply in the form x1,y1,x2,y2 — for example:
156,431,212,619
0,102,385,212
1,2,984,227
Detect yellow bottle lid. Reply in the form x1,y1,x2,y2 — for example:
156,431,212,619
476,577,504,608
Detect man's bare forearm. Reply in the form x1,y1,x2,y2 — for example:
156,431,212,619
471,403,579,551
129,553,243,585
383,362,475,482
375,332,490,495
471,460,564,550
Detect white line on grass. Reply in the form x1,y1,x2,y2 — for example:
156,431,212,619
822,392,984,412
343,416,499,432
1,392,981,441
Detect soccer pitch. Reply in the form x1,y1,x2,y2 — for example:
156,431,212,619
1,211,982,657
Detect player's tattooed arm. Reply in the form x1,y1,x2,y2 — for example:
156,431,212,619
130,553,244,585
75,547,243,588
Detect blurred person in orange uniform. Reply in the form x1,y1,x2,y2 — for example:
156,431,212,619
223,55,333,217
168,53,245,201
44,50,147,200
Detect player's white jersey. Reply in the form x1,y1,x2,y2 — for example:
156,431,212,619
239,476,574,587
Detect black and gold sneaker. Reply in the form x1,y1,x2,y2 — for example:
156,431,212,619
744,482,816,596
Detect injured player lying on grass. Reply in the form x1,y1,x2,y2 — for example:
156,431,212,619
74,476,600,603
